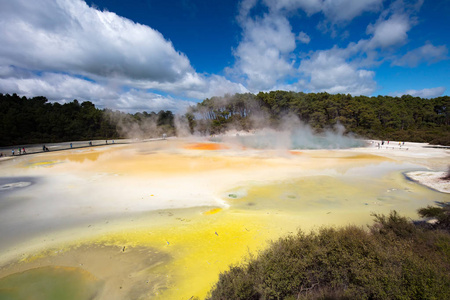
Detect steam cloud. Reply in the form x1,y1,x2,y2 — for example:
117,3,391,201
211,114,365,150
218,125,364,150
105,98,365,150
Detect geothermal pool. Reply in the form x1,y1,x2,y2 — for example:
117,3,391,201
0,138,448,299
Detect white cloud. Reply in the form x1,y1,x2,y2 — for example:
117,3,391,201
0,0,248,111
263,0,322,15
321,0,384,23
297,31,311,44
183,75,249,100
0,70,195,113
233,13,297,91
238,0,260,22
232,0,387,95
394,87,446,98
0,0,192,82
0,71,116,101
125,72,249,100
264,0,383,22
366,14,411,49
392,43,448,67
299,48,376,95
1,0,446,113
112,90,195,113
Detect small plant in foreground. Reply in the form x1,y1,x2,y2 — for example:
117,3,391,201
417,201,450,231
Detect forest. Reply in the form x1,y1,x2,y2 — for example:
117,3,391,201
0,93,175,146
1,91,449,146
188,91,449,146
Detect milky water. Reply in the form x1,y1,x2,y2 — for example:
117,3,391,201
0,139,448,299
215,127,366,149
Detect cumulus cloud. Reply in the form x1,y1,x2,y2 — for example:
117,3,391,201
263,0,322,15
183,75,249,100
264,0,383,22
0,0,251,112
231,0,396,95
111,90,195,113
1,0,446,112
299,48,376,95
394,87,446,98
233,12,297,91
297,31,311,44
0,0,192,82
366,14,411,49
0,70,194,113
0,71,116,101
321,0,384,23
127,72,248,100
392,43,448,67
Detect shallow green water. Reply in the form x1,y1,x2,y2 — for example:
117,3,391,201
224,169,449,222
0,266,101,300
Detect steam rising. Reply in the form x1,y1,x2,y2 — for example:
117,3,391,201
105,110,176,139
214,115,365,150
228,127,364,150
103,99,364,150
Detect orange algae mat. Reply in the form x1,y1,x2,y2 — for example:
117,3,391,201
184,143,230,151
289,150,302,156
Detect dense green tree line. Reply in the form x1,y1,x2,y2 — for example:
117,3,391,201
189,91,450,145
0,93,175,146
1,91,448,146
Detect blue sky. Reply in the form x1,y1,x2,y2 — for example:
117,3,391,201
0,0,448,113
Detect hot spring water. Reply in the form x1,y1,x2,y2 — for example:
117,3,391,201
0,139,448,299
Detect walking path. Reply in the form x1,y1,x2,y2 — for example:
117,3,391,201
0,138,167,159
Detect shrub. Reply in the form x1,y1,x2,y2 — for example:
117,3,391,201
207,210,450,300
370,210,416,238
418,202,450,231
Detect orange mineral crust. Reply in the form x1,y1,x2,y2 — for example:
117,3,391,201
184,142,230,150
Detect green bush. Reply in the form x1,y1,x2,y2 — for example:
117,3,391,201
207,209,450,300
417,202,450,231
